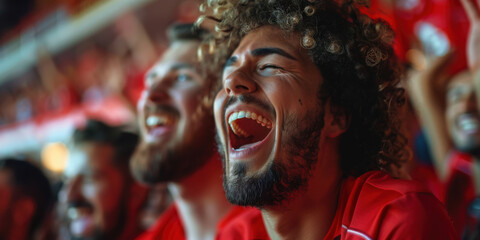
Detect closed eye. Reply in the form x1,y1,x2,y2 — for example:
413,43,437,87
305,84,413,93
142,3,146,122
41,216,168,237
257,64,284,76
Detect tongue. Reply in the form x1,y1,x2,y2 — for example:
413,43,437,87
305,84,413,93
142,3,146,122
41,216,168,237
232,118,271,149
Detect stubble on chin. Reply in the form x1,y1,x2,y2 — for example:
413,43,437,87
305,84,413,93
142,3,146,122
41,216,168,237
221,107,325,208
131,135,215,185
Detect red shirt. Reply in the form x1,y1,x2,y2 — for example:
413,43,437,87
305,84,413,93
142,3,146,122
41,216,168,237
218,171,458,240
444,151,476,236
136,204,247,240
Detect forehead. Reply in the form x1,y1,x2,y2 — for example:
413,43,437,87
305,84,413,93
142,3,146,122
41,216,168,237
446,71,473,91
233,25,304,57
150,40,201,73
64,143,116,178
79,143,116,166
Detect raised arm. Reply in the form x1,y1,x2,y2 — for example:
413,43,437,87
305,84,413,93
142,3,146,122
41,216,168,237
407,54,454,180
461,0,480,106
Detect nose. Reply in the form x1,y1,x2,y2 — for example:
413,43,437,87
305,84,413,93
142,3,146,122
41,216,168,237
466,90,478,110
147,87,169,103
224,70,257,95
65,176,84,203
145,79,172,104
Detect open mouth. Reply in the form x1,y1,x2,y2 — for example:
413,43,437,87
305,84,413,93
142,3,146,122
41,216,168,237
67,206,95,236
144,113,178,139
228,110,273,150
457,113,480,134
146,114,175,128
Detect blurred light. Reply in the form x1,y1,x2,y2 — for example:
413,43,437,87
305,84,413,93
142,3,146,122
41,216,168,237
406,48,427,71
415,22,450,57
41,142,69,173
64,150,87,178
396,0,420,11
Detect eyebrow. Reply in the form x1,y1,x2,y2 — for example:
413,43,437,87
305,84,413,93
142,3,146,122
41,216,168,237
146,63,194,80
170,63,195,71
251,47,297,60
223,47,297,70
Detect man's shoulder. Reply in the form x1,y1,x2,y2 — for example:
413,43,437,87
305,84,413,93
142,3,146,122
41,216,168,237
216,207,270,240
353,170,430,196
135,204,184,240
339,171,458,240
341,170,436,230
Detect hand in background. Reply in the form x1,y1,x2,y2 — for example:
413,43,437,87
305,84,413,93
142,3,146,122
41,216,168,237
461,0,480,72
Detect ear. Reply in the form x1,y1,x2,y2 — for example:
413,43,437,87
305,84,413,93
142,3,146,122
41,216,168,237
323,101,349,138
12,197,36,226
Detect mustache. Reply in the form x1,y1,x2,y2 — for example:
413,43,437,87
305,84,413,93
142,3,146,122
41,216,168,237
68,201,94,209
145,104,180,116
223,94,275,118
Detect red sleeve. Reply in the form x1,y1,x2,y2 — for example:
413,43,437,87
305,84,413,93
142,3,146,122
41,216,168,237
377,193,459,240
444,152,475,234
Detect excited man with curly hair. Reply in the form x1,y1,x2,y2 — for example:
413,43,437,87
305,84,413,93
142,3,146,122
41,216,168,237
197,0,458,239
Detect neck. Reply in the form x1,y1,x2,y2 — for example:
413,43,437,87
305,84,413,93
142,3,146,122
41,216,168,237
168,154,233,240
261,137,342,240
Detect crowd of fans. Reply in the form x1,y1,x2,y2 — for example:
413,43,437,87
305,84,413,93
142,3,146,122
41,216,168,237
2,0,480,239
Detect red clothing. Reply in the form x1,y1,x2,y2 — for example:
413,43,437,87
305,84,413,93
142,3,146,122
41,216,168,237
410,163,444,202
218,171,458,240
216,208,268,240
136,204,247,240
445,151,476,236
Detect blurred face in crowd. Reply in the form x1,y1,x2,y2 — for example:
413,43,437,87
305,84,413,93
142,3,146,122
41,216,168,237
214,26,339,207
60,143,129,240
445,71,480,156
131,39,216,184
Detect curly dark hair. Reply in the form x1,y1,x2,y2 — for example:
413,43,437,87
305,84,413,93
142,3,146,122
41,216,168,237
73,119,139,168
197,0,408,176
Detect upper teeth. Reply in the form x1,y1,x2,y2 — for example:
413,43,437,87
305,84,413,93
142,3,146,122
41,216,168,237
228,110,272,137
459,117,479,132
146,115,169,127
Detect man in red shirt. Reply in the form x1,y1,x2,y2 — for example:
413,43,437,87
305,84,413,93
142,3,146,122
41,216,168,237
130,23,244,240
196,0,459,239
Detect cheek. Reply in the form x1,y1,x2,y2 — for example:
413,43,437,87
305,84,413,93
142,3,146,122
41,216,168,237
83,179,123,213
173,88,203,115
445,106,458,128
137,91,148,112
264,81,316,112
214,90,227,127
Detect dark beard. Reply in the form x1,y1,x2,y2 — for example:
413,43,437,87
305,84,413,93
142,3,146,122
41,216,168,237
131,138,215,184
131,122,216,184
220,104,325,208
70,230,103,240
